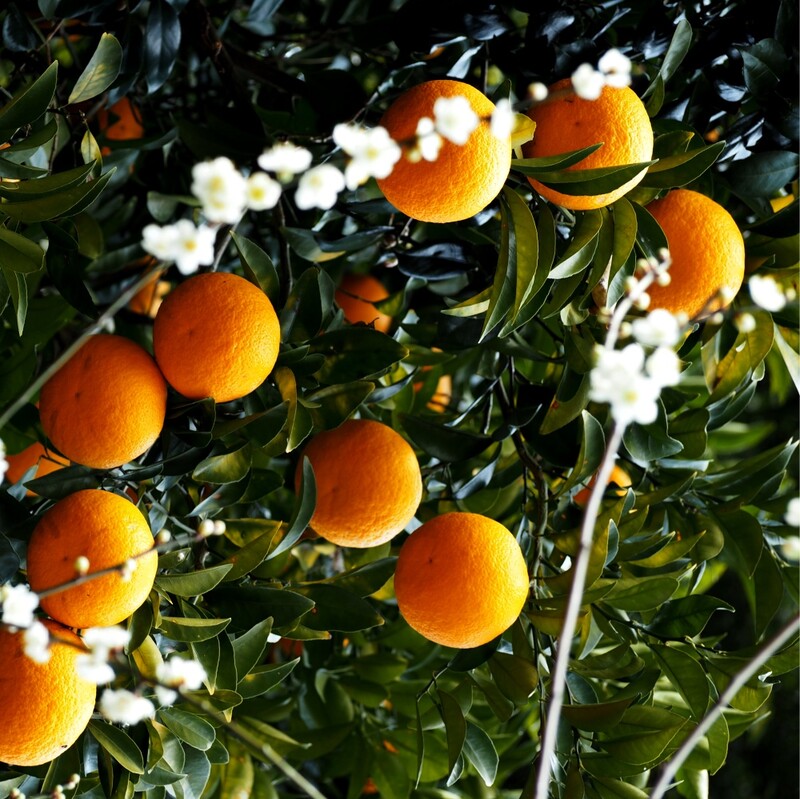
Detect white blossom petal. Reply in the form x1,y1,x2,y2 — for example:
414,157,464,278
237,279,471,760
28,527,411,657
0,584,39,629
571,63,605,100
748,274,787,312
258,142,313,180
23,621,51,663
786,497,800,527
433,96,480,145
631,309,682,348
76,653,116,685
99,689,155,725
490,98,515,140
294,164,346,210
245,172,282,211
598,48,632,87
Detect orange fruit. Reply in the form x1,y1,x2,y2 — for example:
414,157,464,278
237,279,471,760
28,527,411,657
335,273,393,333
522,79,653,210
376,80,512,223
0,620,95,766
153,272,281,403
574,464,632,508
96,96,144,155
39,334,167,470
27,489,158,629
5,441,69,495
645,189,745,319
296,419,422,548
394,512,529,648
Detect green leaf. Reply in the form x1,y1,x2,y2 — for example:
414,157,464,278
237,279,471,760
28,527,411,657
192,447,252,484
88,720,145,774
158,616,232,642
488,651,538,703
270,455,316,561
294,584,384,632
642,141,725,189
231,232,280,304
511,143,604,174
481,192,518,337
0,228,45,273
1,168,115,222
650,644,710,720
644,18,693,97
562,696,634,732
604,577,679,611
232,618,274,679
210,585,315,629
68,33,123,104
438,689,467,777
463,723,498,787
328,557,397,596
238,659,299,699
646,595,734,638
623,401,684,461
549,210,604,279
156,564,234,597
159,708,216,752
0,61,58,142
309,328,407,384
527,161,656,197
399,414,492,462
539,370,591,434
600,705,688,765
561,411,606,495
353,653,409,684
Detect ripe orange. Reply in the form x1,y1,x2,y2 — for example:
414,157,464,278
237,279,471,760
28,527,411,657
377,80,512,223
0,620,95,766
522,79,653,210
153,272,281,403
5,441,69,495
27,489,158,629
296,419,422,548
96,96,144,155
574,464,632,508
335,273,393,333
394,512,529,648
39,334,167,470
645,189,745,319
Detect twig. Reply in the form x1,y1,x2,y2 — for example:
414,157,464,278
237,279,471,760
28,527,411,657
649,613,800,799
534,422,624,799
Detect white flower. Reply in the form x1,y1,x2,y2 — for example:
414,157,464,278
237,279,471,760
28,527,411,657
75,652,116,685
99,689,155,725
490,98,515,140
258,142,313,181
0,584,39,629
571,63,605,100
84,626,131,652
781,536,800,561
0,439,7,483
142,223,179,261
786,497,800,527
433,95,480,145
23,621,50,663
528,82,549,102
155,656,207,706
598,48,632,88
748,274,786,312
412,116,443,162
735,313,757,333
631,309,682,348
294,164,346,210
157,656,207,690
245,172,282,211
590,343,661,427
191,157,247,224
267,632,282,643
645,346,682,388
333,124,401,190
171,220,216,275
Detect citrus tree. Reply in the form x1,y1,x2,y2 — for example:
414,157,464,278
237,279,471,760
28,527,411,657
0,1,798,798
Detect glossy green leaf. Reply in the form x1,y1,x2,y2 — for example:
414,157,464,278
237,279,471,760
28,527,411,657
158,615,232,643
561,411,606,495
210,585,315,628
605,577,679,611
646,595,734,638
488,651,538,703
708,313,774,402
156,565,234,597
192,447,252,484
309,328,407,384
726,151,799,197
0,228,45,274
270,455,316,560
650,644,710,719
400,413,492,461
600,705,688,765
159,708,216,751
549,211,604,279
328,557,397,596
644,18,693,97
238,659,300,699
527,161,656,197
232,618,274,679
0,61,58,142
438,689,467,776
481,191,518,337
643,141,725,189
88,720,145,774
68,33,123,104
511,143,603,174
562,696,633,732
295,584,384,632
231,232,280,304
463,723,498,787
